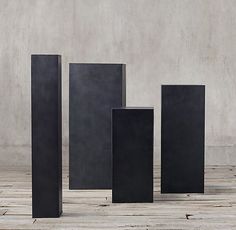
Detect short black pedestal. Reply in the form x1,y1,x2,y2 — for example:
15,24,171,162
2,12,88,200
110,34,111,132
31,55,62,218
112,108,154,203
69,64,126,189
161,85,205,193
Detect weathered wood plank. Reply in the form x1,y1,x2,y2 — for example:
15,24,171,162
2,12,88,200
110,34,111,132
0,166,235,229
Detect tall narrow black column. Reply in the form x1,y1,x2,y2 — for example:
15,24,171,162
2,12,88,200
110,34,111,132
69,64,126,189
112,108,153,203
31,55,62,218
161,85,205,193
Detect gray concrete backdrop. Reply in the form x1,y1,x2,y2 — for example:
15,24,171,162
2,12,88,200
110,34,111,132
0,0,236,166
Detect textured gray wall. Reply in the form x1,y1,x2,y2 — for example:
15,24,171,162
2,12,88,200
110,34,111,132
0,0,236,166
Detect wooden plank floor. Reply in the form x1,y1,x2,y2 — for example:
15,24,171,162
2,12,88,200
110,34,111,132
0,165,236,229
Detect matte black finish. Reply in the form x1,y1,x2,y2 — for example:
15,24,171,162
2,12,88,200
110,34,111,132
69,64,126,189
161,85,205,193
112,108,154,203
31,55,62,218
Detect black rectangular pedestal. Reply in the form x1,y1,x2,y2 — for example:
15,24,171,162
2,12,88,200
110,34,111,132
112,108,154,203
69,64,126,189
31,55,62,218
161,85,205,193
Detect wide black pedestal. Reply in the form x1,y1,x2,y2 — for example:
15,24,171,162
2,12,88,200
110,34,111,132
31,55,62,218
112,108,153,203
69,64,126,189
161,85,205,193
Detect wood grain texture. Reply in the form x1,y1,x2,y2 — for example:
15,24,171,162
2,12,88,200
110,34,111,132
0,166,236,229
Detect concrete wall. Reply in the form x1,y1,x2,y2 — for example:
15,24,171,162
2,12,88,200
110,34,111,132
0,0,236,166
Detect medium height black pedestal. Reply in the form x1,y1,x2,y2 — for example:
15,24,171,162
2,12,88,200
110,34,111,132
69,64,126,189
31,55,62,218
161,85,205,193
112,108,154,203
